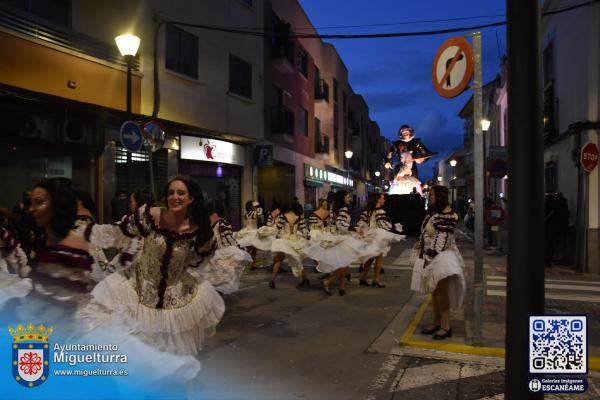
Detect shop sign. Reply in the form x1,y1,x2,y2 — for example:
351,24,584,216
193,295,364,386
255,145,273,166
180,135,245,166
304,163,354,187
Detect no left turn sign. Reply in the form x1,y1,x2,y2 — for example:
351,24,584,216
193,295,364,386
432,37,474,98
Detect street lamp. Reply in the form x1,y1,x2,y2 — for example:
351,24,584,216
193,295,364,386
481,118,491,132
449,159,457,205
115,34,141,119
374,171,380,177
344,150,353,187
437,176,443,183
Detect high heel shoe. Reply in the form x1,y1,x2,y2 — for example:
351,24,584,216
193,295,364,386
323,285,332,296
338,288,346,296
297,278,310,287
359,279,370,287
372,281,386,288
268,281,276,289
421,325,441,335
433,328,452,340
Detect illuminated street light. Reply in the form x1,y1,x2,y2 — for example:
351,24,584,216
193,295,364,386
345,150,353,159
374,171,380,177
115,34,140,57
481,118,491,132
449,159,457,167
437,176,443,182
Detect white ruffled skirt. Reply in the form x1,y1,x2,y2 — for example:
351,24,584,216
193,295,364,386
389,175,423,195
0,262,32,309
410,249,466,309
189,246,252,294
235,226,259,249
357,228,406,263
304,233,362,273
86,272,225,356
271,237,308,277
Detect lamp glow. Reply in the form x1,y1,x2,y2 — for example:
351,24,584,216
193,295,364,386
437,176,443,182
115,34,141,57
345,150,353,159
481,119,491,132
375,171,380,177
449,159,457,167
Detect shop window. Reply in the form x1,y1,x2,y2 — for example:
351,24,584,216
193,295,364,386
229,54,252,99
166,24,199,79
115,145,167,197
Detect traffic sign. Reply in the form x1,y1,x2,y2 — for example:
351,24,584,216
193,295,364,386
120,120,142,152
580,142,599,172
432,37,474,98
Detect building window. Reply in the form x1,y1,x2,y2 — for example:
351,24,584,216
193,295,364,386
229,54,252,99
314,118,321,152
1,0,71,26
333,79,338,103
333,105,339,149
298,107,308,137
166,25,199,79
297,47,308,77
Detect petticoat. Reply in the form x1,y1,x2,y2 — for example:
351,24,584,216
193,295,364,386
271,237,308,277
0,260,32,309
357,228,406,263
84,272,225,356
235,226,259,249
304,232,362,273
189,245,252,294
410,249,466,309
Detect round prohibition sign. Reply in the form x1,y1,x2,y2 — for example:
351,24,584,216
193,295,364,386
432,37,474,98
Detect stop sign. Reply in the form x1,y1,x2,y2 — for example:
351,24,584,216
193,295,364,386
581,142,599,172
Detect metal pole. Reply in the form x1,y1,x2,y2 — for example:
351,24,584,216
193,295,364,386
126,55,133,196
506,0,545,398
470,31,485,347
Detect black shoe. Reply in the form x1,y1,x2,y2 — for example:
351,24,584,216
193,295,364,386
268,281,275,289
372,281,386,288
323,285,332,296
433,328,452,340
359,279,370,287
421,325,441,335
338,288,346,296
297,278,310,287
345,273,351,282
381,268,385,274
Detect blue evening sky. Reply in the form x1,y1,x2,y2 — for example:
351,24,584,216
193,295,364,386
299,0,507,180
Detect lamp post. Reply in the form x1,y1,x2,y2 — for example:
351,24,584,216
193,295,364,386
115,34,141,195
115,34,141,119
345,150,353,185
450,159,457,206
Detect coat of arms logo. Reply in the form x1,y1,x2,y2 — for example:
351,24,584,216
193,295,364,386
9,323,53,388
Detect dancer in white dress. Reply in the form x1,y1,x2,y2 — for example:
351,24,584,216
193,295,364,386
305,197,362,296
357,192,406,288
0,221,31,309
190,200,251,294
251,201,281,269
85,177,225,357
268,200,309,289
411,185,465,340
236,201,263,261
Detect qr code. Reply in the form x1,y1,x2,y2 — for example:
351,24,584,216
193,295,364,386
529,316,587,374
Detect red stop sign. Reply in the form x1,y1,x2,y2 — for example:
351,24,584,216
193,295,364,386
581,142,599,172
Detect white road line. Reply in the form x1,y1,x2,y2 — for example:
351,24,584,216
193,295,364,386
364,355,402,400
486,281,600,292
390,363,461,392
487,289,600,303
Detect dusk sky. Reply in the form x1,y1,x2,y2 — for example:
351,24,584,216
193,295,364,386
300,0,507,180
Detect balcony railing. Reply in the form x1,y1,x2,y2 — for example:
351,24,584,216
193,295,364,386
270,106,294,136
0,4,139,70
315,79,329,102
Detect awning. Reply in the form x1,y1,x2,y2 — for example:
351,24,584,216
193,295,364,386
304,179,324,188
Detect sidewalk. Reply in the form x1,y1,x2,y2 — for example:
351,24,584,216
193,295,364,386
395,235,600,369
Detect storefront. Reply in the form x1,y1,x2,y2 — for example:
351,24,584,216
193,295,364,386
303,163,354,209
178,135,245,229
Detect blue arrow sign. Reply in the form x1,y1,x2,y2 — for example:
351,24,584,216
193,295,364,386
120,121,142,152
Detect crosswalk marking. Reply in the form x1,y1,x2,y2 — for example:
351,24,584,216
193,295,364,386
487,280,600,292
487,289,600,303
488,275,600,286
486,275,600,303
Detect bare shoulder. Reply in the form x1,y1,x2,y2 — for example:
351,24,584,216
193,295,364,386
62,231,89,252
